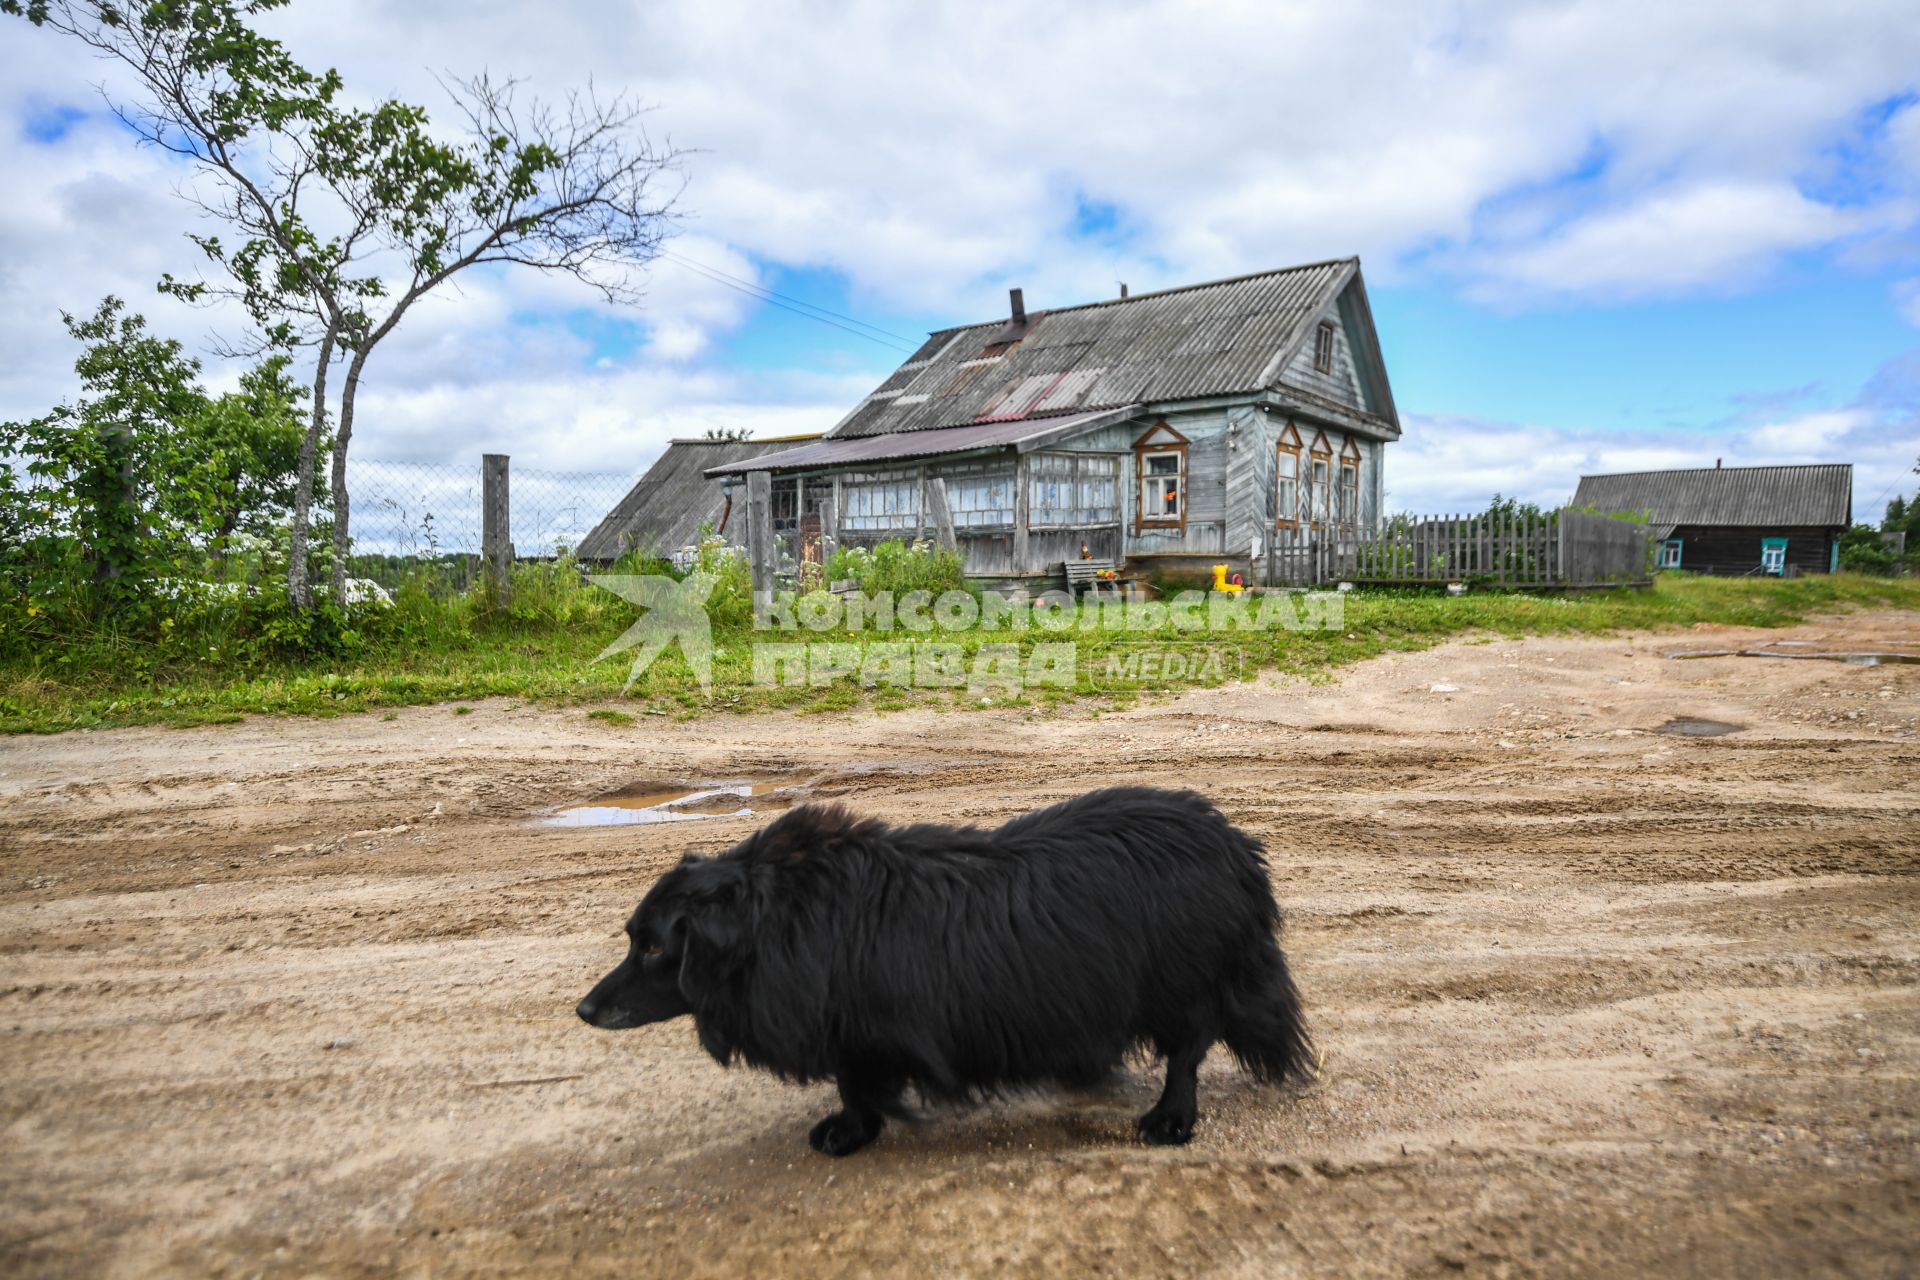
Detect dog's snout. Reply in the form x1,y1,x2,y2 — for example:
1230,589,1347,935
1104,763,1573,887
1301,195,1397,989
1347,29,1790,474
575,997,600,1025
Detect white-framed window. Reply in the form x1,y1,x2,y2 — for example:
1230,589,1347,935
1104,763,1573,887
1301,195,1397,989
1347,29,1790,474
1308,454,1330,525
1275,445,1300,527
1761,538,1787,575
1139,450,1184,523
940,463,1015,530
1338,460,1359,526
1658,539,1683,569
841,471,920,531
1029,452,1119,528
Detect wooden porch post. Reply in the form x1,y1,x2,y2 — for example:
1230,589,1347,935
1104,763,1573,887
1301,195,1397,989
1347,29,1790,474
1012,453,1031,576
746,470,773,598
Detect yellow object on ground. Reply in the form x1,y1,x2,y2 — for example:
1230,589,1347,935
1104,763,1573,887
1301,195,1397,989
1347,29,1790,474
1212,563,1244,594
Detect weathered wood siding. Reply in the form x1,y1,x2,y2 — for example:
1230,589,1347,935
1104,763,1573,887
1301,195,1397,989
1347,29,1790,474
1663,525,1839,576
1224,407,1271,555
1279,309,1364,408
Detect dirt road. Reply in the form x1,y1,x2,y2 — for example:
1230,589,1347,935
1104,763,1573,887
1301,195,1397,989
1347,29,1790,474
3,614,1917,1277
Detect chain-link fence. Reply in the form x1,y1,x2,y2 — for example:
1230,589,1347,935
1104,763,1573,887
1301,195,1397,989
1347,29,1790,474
344,457,634,591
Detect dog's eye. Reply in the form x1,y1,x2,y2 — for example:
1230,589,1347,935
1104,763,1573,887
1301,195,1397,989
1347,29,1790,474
644,944,664,958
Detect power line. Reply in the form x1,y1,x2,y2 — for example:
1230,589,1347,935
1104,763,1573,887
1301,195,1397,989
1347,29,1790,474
657,249,921,354
660,248,919,344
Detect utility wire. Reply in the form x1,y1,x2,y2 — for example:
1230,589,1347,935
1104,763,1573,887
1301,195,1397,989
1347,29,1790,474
660,248,918,344
658,249,921,354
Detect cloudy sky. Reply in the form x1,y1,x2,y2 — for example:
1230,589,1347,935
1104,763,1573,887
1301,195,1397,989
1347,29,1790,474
4,0,1919,519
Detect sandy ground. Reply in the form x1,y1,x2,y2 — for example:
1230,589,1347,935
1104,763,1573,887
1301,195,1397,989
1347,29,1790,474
2,613,1918,1278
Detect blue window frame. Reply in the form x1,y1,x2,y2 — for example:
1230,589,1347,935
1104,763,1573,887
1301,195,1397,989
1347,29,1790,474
1761,537,1787,575
1658,539,1683,569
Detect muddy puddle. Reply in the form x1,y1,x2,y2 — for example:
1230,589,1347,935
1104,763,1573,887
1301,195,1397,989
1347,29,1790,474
539,779,805,827
1655,717,1744,737
1669,648,1919,665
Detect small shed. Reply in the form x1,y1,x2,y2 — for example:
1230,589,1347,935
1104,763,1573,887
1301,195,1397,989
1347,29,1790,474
1571,463,1853,576
577,435,822,565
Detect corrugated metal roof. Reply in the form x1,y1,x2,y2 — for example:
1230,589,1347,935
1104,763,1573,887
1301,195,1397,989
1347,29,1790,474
829,259,1371,437
1571,464,1853,528
576,436,823,560
704,406,1143,476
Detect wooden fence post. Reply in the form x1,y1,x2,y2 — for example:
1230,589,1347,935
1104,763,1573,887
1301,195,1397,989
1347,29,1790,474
482,453,511,605
746,469,774,599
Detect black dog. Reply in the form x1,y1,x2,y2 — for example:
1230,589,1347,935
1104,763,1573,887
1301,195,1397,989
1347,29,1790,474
577,786,1311,1155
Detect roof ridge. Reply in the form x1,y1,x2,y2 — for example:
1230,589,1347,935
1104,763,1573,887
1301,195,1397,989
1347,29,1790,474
666,433,825,445
1581,462,1852,479
920,256,1360,337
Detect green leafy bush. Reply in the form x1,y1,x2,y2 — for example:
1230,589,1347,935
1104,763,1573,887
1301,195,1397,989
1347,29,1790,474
825,539,966,597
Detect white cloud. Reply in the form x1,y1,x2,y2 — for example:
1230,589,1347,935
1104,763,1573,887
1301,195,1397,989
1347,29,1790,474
6,0,1920,489
1466,182,1872,302
1390,393,1915,525
1895,278,1920,327
235,0,1920,308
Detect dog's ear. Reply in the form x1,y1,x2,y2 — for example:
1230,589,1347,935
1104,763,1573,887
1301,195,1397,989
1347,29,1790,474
676,860,749,1005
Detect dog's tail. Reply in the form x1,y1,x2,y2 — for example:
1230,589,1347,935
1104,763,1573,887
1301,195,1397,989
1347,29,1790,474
1223,941,1315,1085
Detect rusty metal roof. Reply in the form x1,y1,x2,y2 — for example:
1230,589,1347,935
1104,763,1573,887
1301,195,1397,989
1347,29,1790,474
1572,464,1853,530
703,406,1143,476
830,258,1387,438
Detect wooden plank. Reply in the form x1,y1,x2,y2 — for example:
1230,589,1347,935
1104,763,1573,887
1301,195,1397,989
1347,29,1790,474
482,452,511,606
1012,452,1031,573
926,477,958,551
746,470,773,598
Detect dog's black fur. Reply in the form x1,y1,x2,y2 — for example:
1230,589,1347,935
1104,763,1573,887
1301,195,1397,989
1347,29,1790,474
577,785,1311,1155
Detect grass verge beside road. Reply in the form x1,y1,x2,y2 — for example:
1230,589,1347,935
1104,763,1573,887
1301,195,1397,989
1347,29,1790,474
3,573,1917,734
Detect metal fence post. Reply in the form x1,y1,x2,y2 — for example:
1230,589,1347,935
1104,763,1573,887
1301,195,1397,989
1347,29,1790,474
482,453,511,605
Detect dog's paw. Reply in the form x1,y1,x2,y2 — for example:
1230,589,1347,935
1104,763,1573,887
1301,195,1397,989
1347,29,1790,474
808,1110,880,1157
1136,1107,1196,1146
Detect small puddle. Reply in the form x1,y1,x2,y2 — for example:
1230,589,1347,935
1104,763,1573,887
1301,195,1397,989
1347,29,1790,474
1655,717,1744,738
539,779,802,827
1669,648,1919,665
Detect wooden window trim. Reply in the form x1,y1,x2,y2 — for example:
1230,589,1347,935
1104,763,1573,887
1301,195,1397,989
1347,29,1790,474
1313,320,1335,374
1307,430,1332,529
1132,421,1189,536
1275,439,1302,530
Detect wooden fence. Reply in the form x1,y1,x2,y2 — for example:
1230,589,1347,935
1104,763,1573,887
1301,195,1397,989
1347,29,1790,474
1266,510,1650,588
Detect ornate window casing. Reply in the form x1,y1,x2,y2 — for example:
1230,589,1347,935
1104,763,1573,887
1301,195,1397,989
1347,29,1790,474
1275,421,1302,530
1307,430,1332,528
1337,437,1362,528
1131,421,1189,534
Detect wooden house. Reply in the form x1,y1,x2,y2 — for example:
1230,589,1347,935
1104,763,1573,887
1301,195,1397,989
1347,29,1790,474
1571,463,1853,576
707,258,1401,587
577,434,821,566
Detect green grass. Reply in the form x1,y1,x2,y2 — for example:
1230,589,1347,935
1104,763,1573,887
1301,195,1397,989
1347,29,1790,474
3,572,1917,734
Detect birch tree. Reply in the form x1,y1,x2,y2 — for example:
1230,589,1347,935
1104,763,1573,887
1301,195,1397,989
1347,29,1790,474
8,0,683,608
